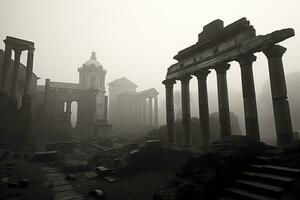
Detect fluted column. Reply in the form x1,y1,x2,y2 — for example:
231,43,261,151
215,63,231,138
162,79,176,146
148,97,153,127
0,44,12,92
10,49,22,96
180,75,192,147
263,45,293,146
236,54,260,141
154,96,158,127
194,70,210,147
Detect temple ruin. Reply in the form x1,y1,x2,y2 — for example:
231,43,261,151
163,18,295,147
108,77,159,135
0,36,37,140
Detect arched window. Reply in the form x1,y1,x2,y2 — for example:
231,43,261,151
71,101,78,128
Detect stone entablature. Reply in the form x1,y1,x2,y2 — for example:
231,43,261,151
167,18,294,80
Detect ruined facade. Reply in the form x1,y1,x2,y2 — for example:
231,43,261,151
35,52,111,138
163,18,295,147
108,77,159,135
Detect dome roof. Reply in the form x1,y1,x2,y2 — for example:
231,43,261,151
83,52,103,69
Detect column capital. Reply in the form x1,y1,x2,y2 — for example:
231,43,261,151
214,63,230,74
194,69,210,80
13,48,22,56
162,79,176,87
236,53,256,66
263,45,286,59
179,75,192,84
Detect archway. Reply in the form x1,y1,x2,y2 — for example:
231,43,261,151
71,101,78,128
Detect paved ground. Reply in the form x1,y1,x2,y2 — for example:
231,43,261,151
0,150,177,200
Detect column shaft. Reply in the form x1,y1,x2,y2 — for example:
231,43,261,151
163,79,176,146
23,49,34,95
237,54,260,141
195,70,210,147
1,45,12,91
10,49,22,95
263,45,293,146
154,96,158,127
180,76,192,146
215,63,231,138
148,97,153,127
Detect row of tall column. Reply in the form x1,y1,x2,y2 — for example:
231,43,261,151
163,44,294,147
137,96,159,128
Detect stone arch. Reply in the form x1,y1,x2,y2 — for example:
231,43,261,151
70,100,78,128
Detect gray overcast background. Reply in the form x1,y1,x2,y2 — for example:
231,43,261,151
0,0,299,113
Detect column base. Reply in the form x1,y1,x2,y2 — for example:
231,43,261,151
277,134,294,146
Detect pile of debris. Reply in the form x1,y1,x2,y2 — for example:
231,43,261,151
154,136,273,200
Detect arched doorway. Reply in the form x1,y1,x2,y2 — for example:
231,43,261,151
71,101,78,128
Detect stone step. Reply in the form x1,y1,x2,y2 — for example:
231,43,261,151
254,156,280,164
224,187,277,200
249,164,300,177
234,179,283,198
240,171,294,187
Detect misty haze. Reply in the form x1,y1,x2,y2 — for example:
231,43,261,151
1,0,300,200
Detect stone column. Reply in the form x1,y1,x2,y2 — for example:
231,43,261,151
194,70,210,147
104,96,108,121
180,75,192,147
154,96,158,127
162,79,176,146
215,63,231,138
263,45,294,146
141,98,146,127
43,79,50,112
23,49,34,95
10,49,22,96
21,48,34,113
66,95,72,122
8,49,22,110
148,97,153,127
0,44,12,92
236,54,260,141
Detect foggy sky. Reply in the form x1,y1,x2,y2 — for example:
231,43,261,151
0,0,300,98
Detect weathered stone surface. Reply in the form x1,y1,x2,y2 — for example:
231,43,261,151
154,136,272,200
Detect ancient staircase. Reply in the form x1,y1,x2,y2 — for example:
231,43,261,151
219,156,300,200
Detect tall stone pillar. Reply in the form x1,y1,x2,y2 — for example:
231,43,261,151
215,63,231,138
9,49,22,110
236,54,260,141
21,48,34,112
154,96,158,127
23,49,34,95
263,45,294,146
141,98,146,127
104,96,108,121
148,97,153,127
180,76,192,147
0,44,12,92
194,70,210,147
162,79,176,146
43,79,50,112
66,95,72,122
10,49,22,95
